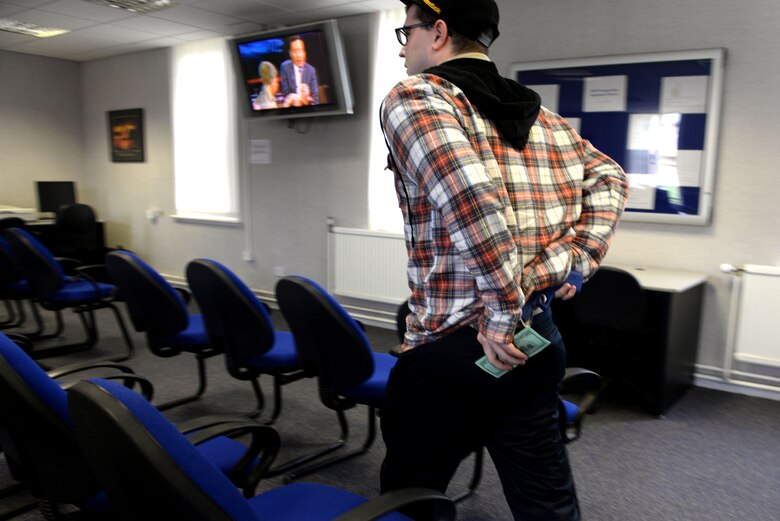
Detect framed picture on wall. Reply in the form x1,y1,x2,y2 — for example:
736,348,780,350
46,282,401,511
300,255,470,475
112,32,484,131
108,108,145,162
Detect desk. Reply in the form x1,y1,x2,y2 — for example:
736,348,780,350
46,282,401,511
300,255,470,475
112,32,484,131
555,265,707,416
25,220,106,258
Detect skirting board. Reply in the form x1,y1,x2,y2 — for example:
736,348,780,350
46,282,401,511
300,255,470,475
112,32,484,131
694,374,780,402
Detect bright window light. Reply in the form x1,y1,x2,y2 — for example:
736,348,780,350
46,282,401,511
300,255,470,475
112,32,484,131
368,8,407,233
171,38,239,223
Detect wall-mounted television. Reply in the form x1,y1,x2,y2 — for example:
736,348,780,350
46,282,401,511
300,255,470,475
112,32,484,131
232,19,354,120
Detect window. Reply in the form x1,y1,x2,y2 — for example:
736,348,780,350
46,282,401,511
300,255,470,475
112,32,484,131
368,8,407,233
171,38,240,223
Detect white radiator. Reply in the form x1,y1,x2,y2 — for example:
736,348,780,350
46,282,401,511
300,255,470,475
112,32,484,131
728,264,780,368
328,226,409,304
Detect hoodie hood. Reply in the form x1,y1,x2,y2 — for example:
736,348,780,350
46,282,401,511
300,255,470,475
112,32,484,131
424,58,541,150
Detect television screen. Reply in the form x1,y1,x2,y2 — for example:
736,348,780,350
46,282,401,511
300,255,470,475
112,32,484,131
232,20,353,120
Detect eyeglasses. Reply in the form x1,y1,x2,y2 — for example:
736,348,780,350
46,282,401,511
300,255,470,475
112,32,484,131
395,22,433,46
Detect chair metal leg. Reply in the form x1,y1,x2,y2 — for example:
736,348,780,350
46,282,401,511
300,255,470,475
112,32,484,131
451,447,484,503
282,405,378,483
104,303,135,362
26,302,134,363
262,408,349,480
156,353,210,411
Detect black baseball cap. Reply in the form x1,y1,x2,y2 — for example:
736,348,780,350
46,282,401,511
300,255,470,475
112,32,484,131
401,0,500,47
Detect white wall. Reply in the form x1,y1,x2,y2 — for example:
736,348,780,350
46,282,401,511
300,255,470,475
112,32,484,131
490,0,780,381
2,1,779,385
0,50,84,208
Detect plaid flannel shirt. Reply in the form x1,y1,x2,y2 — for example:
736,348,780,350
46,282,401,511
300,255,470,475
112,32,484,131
381,74,628,348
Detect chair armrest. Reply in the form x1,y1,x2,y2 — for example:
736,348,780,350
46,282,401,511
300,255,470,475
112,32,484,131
59,374,154,402
561,367,602,395
173,286,191,305
186,422,280,497
75,264,109,284
177,414,259,434
333,488,456,521
47,361,135,380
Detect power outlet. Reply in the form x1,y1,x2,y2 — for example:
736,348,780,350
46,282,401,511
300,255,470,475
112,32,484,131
273,266,286,277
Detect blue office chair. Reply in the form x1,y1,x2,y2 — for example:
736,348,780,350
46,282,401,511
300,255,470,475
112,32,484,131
67,378,456,521
185,259,306,422
0,235,33,331
3,227,134,362
274,276,401,482
105,250,222,410
0,331,282,520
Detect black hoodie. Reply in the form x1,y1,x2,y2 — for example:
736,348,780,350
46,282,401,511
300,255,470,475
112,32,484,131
424,57,541,150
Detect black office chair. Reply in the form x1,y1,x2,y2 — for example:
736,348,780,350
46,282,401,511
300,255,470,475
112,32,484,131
3,227,135,362
105,250,222,410
0,235,32,331
185,259,306,422
557,266,654,405
53,204,107,267
67,378,456,521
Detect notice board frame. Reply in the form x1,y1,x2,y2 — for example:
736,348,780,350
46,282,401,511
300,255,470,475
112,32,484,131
510,49,725,225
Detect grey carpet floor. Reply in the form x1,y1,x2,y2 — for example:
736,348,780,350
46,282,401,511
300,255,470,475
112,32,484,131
1,302,779,520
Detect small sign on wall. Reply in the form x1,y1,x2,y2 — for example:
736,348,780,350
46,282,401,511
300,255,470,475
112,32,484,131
250,139,272,164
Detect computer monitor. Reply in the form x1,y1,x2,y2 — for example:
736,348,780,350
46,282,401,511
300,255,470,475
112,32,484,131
35,181,77,217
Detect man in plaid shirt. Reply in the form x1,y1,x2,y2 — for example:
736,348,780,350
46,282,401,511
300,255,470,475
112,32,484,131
379,0,628,519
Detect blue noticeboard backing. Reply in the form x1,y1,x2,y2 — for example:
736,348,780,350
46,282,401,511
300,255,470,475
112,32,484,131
510,49,724,225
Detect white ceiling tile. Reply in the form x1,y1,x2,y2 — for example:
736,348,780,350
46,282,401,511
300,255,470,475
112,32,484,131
10,8,97,30
38,0,136,22
0,0,56,8
172,28,221,41
111,13,200,36
146,4,246,30
0,0,378,61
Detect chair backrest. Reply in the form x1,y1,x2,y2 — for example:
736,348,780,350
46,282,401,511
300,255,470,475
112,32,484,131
571,266,647,331
0,217,27,232
55,204,99,253
275,276,374,394
0,332,101,503
0,236,24,289
68,378,260,521
4,227,65,295
186,259,276,380
104,251,189,339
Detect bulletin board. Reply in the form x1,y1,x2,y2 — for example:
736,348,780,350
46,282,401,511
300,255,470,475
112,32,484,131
510,49,725,225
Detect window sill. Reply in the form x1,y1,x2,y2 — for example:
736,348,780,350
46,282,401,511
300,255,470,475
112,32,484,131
170,213,242,226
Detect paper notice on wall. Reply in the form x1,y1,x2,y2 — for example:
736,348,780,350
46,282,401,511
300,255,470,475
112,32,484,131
626,173,657,210
564,117,581,133
660,76,708,114
583,75,627,112
676,150,703,187
250,139,272,164
530,84,560,114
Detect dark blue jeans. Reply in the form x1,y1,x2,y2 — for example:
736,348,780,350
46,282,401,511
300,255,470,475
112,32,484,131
380,308,579,520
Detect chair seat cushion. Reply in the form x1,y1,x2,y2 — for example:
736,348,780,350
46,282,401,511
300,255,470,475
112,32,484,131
43,279,114,303
249,482,410,521
159,314,210,350
248,331,299,370
6,279,34,297
561,399,578,424
342,352,397,408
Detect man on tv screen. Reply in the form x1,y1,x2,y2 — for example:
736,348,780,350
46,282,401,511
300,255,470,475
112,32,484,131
280,35,319,106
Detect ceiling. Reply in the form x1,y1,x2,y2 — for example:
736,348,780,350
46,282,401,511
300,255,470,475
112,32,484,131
0,0,400,62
